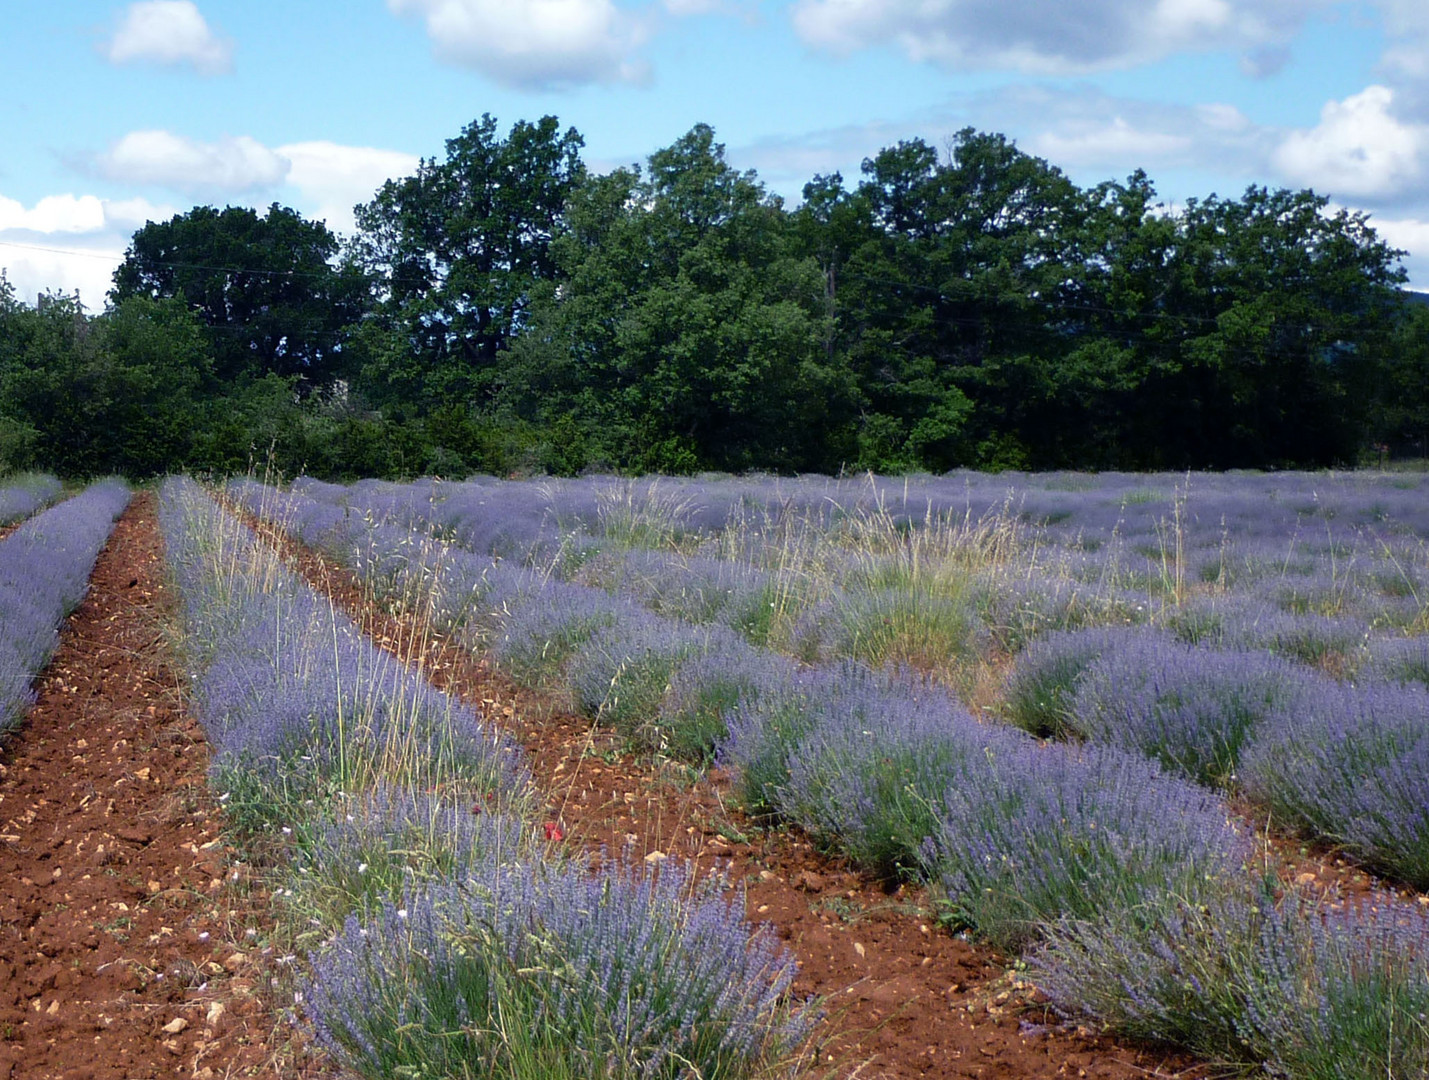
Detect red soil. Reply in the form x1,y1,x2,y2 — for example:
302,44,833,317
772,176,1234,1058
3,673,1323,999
0,495,304,1080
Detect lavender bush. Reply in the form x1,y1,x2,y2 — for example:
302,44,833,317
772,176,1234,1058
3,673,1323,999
1070,637,1310,787
1003,626,1155,738
776,671,1026,878
303,856,817,1080
1365,634,1429,687
1034,883,1429,1079
567,612,786,761
922,743,1248,950
491,579,626,692
285,785,534,934
719,660,893,817
1241,682,1429,889
161,478,531,830
0,472,62,525
0,479,130,732
658,641,795,764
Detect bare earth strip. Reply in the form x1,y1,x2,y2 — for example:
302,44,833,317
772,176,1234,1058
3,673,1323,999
0,494,288,1080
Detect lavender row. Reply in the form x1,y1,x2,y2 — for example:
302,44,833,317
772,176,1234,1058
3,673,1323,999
253,476,1429,903
244,477,1429,1075
161,476,529,810
0,479,130,733
1008,626,1429,889
255,475,1429,1077
289,472,1429,671
305,857,817,1079
0,472,63,526
234,480,1248,954
236,478,1420,915
1033,880,1429,1076
182,479,818,1078
306,471,1429,552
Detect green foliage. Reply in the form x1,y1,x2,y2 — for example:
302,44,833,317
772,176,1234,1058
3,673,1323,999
1,115,1419,479
351,114,585,413
510,125,855,473
111,203,367,387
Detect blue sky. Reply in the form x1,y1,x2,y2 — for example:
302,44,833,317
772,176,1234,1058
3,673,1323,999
4,0,1429,304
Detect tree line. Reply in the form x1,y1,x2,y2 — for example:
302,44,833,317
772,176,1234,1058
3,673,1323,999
3,114,1427,479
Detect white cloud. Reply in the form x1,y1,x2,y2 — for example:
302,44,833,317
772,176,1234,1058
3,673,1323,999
0,193,175,237
276,142,421,233
101,196,180,230
1370,213,1429,254
1354,212,1429,290
1033,117,1192,167
1273,85,1429,199
105,1,233,75
388,0,649,89
0,194,106,234
0,241,125,308
790,0,1314,74
96,130,290,194
1195,103,1252,132
0,193,184,306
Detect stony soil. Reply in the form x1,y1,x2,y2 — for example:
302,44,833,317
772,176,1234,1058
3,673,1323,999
0,495,308,1080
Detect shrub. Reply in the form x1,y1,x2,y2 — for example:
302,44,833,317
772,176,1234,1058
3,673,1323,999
1240,682,1429,889
303,856,817,1080
1002,626,1153,739
1033,883,1429,1079
0,479,130,731
490,580,624,691
922,743,1247,951
286,786,533,935
656,639,794,765
777,670,1023,879
1364,635,1429,688
1070,637,1309,787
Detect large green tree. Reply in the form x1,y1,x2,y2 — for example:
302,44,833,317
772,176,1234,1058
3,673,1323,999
795,130,1085,470
1118,187,1405,468
111,203,367,388
350,114,585,412
510,124,850,472
0,294,211,476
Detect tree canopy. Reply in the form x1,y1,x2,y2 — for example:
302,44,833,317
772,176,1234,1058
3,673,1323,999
1,114,1422,480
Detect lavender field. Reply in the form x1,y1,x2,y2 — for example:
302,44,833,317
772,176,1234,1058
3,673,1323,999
227,467,1429,1077
164,477,815,1080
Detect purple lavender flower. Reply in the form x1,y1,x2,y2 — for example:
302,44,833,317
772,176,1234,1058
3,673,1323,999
1241,681,1429,889
924,742,1247,950
778,669,1026,878
1070,636,1312,787
1033,881,1429,1077
0,479,130,731
160,478,530,813
1364,635,1429,688
0,473,62,525
1003,626,1157,738
302,853,817,1078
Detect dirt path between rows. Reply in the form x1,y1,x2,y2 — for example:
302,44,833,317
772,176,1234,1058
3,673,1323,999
256,515,1206,1080
0,494,286,1080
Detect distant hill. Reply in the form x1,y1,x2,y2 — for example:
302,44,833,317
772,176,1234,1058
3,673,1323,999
1404,289,1429,307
